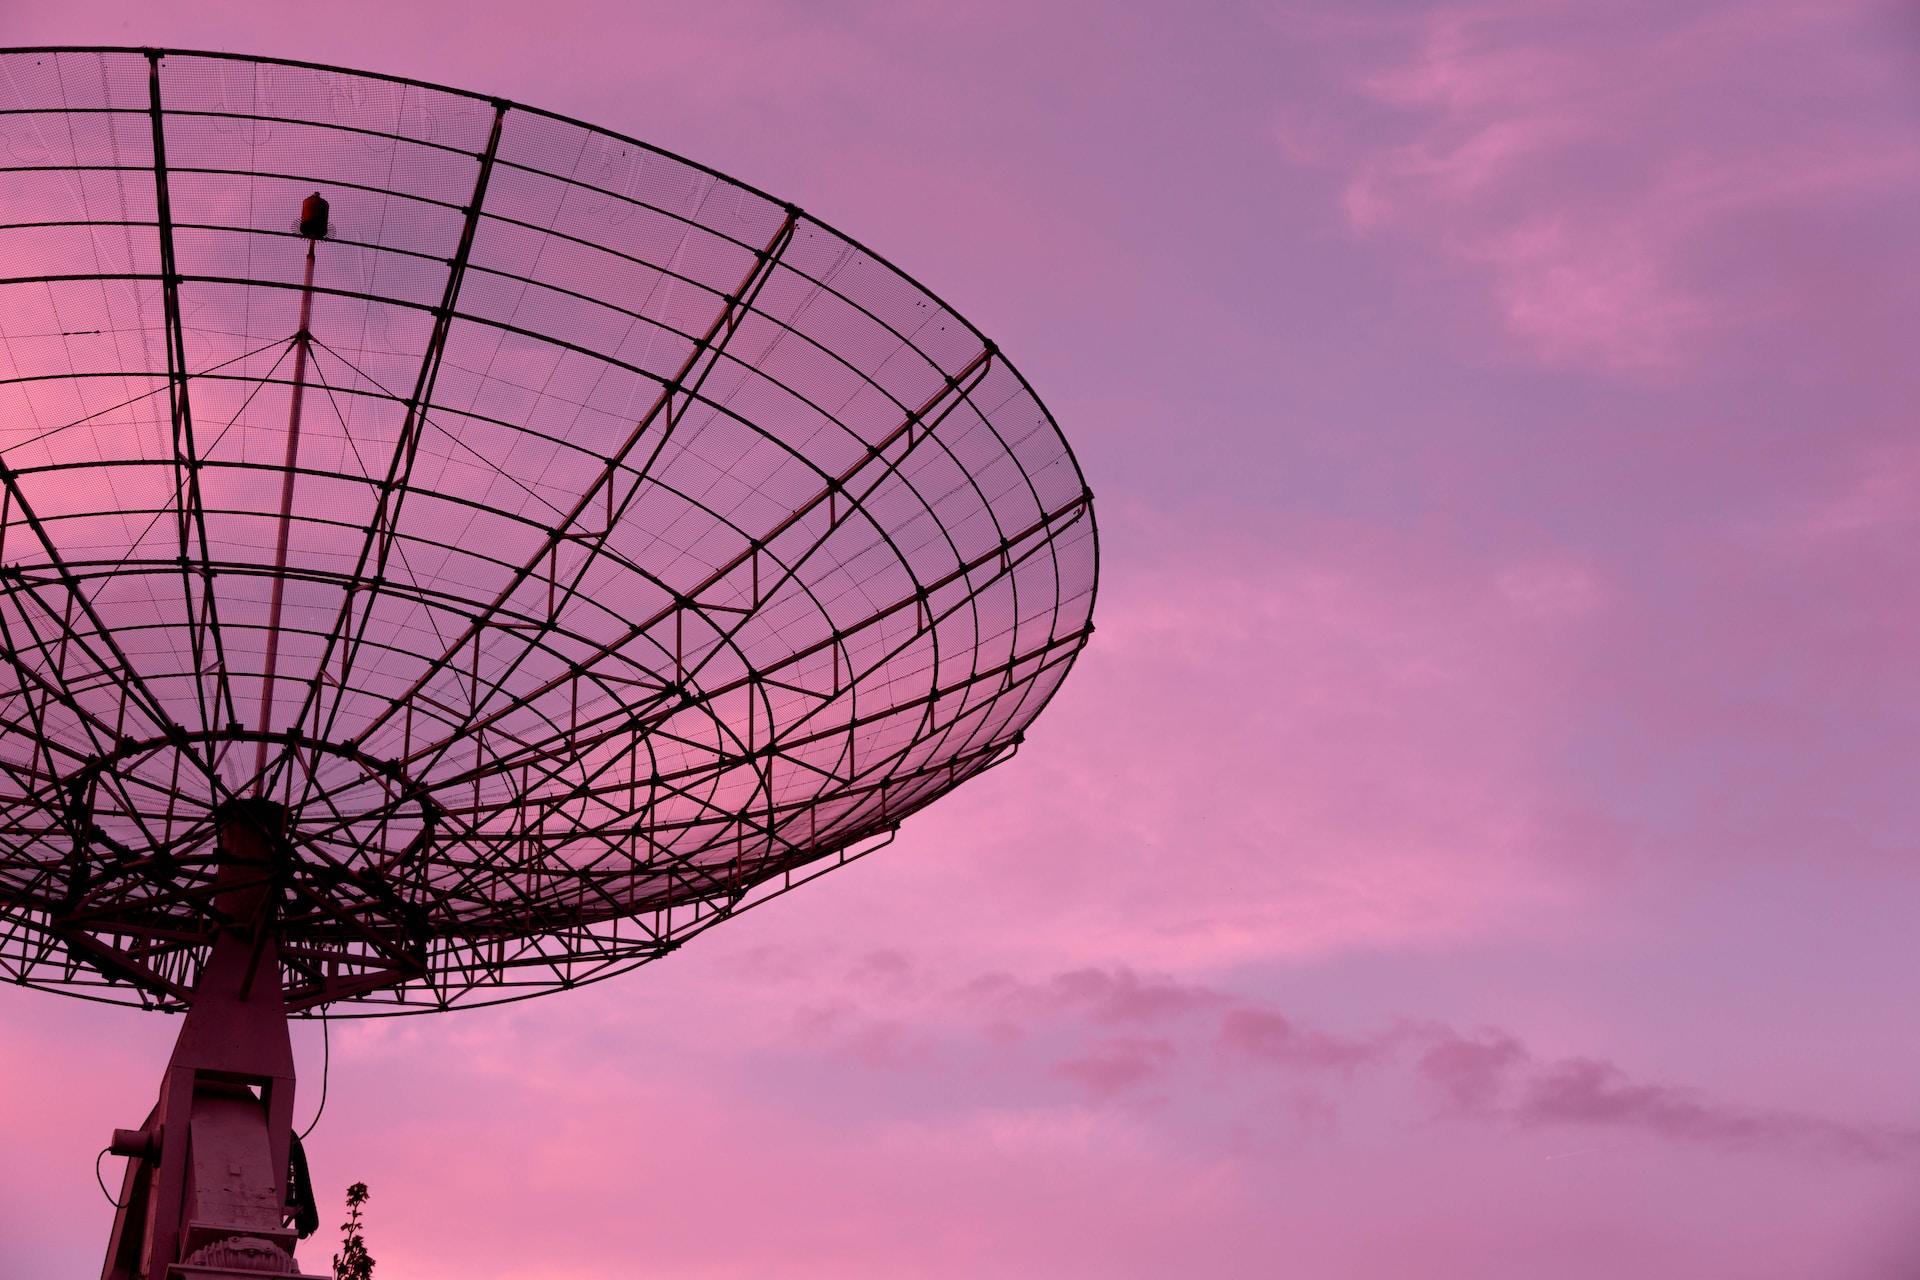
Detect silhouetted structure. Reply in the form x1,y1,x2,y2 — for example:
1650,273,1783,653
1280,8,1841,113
0,47,1097,1279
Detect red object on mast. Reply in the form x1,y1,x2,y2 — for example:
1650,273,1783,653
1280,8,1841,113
296,192,330,241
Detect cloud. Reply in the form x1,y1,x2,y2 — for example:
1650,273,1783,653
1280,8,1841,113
1515,1057,1920,1161
1051,1036,1177,1097
1292,0,1920,370
1217,1008,1388,1074
1415,1027,1527,1113
792,953,1918,1166
1046,967,1229,1024
1409,1025,1920,1162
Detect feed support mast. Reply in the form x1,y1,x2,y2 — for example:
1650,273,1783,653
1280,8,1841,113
101,194,333,1280
100,800,322,1280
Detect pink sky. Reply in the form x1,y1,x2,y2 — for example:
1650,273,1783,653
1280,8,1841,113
3,2,1919,1276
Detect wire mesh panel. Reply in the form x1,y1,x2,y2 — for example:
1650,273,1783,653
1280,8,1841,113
0,48,1097,1013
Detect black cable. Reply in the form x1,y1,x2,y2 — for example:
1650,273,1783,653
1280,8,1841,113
94,1147,126,1209
298,1014,330,1140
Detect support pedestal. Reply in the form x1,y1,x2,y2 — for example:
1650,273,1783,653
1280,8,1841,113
100,801,325,1279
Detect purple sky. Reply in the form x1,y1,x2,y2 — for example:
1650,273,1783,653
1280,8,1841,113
4,2,1919,1276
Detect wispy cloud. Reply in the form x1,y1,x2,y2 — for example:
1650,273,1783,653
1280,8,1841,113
1289,0,1920,369
1217,1007,1388,1073
1052,1036,1179,1097
1513,1056,1920,1160
806,956,1919,1165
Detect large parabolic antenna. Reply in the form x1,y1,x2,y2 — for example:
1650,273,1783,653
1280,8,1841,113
0,47,1095,1279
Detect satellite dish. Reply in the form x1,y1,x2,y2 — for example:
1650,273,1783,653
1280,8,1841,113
0,47,1097,1277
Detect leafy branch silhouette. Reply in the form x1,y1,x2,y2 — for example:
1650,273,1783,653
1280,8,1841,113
333,1182,375,1280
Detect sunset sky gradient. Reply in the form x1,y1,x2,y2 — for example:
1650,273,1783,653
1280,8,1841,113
2,2,1918,1277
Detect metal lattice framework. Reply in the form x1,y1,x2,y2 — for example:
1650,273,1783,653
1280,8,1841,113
0,47,1097,1015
